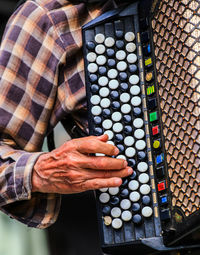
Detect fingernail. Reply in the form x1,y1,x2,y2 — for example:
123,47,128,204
128,168,133,175
123,161,128,168
115,178,122,186
114,148,119,155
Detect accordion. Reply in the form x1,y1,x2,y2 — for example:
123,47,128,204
82,0,200,253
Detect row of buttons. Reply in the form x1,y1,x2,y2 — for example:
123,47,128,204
141,23,170,222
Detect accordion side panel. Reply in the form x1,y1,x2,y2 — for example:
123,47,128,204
152,0,200,220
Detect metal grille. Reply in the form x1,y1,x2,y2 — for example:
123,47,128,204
152,0,200,216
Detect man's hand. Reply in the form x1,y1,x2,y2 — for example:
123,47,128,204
32,134,133,194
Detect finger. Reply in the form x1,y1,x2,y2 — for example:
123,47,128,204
79,177,123,191
96,134,109,142
77,137,119,156
79,156,127,170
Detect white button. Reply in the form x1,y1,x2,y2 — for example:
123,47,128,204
111,112,122,122
116,50,126,60
96,153,105,156
129,74,139,84
129,191,140,202
100,98,110,108
87,52,97,62
126,42,136,52
133,118,144,128
109,187,120,196
98,76,108,86
120,199,131,210
121,104,131,114
88,63,98,73
107,140,114,146
112,218,123,229
104,130,114,140
99,188,108,192
137,162,148,172
95,33,105,44
91,106,102,116
90,95,100,105
121,210,132,222
127,53,137,64
95,44,106,54
116,155,126,160
102,119,112,129
111,207,121,218
138,173,149,184
117,61,127,71
128,180,139,191
108,69,118,79
125,147,136,157
140,184,151,195
109,79,119,89
113,122,123,133
125,32,135,42
99,87,109,97
130,85,140,95
104,37,115,47
99,192,110,203
131,96,141,106
120,93,130,103
135,140,146,150
124,136,134,146
134,129,145,139
96,55,106,65
142,206,153,217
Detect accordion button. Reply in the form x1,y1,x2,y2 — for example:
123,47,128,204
152,125,159,136
142,195,151,205
125,147,136,158
99,87,109,97
115,134,123,143
124,125,133,135
131,96,142,107
99,188,108,192
128,180,139,191
95,33,105,44
160,209,170,221
143,44,151,56
138,173,149,184
121,104,131,114
160,195,168,205
98,66,107,75
99,192,110,203
133,107,142,117
132,214,142,224
96,55,106,66
120,188,129,198
121,210,132,222
123,114,132,124
90,74,98,83
141,31,150,44
94,127,103,136
90,95,101,105
87,52,97,62
116,50,126,60
117,144,124,153
116,155,126,160
156,153,164,165
98,76,109,86
116,40,125,49
135,140,146,150
86,41,95,50
100,98,111,108
115,30,124,39
112,218,123,229
138,151,146,161
109,187,120,196
129,169,137,179
137,162,148,172
102,108,111,117
129,64,137,73
104,37,115,47
157,181,166,192
132,203,141,213
120,93,130,103
121,179,128,187
156,166,165,179
107,59,116,68
119,72,128,81
95,44,106,55
124,136,135,146
102,119,112,130
104,130,114,140
111,111,122,122
108,69,118,79
117,61,127,72
149,111,158,122
113,122,123,133
120,82,129,91
93,116,102,125
129,74,139,84
109,79,119,89
125,32,135,42
91,106,102,116
88,63,98,73
104,216,112,226
120,199,131,210
111,207,121,218
130,85,140,95
153,140,161,149
140,184,151,195
110,196,120,206
145,71,154,82
129,191,140,202
133,118,144,128
142,206,153,218
144,57,152,68
102,205,111,215
148,98,157,110
127,53,137,64
126,42,136,53
106,48,115,57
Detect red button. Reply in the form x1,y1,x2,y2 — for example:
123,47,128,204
158,181,166,191
152,125,159,136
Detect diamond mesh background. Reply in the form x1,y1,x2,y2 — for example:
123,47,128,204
152,0,200,217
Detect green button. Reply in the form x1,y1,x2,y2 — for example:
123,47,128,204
150,111,158,122
147,85,155,95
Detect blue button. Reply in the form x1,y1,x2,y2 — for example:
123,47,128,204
161,196,168,205
156,153,164,165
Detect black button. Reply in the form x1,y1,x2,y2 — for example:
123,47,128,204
102,205,111,215
138,151,146,161
98,66,107,75
115,30,124,39
129,168,137,178
148,98,157,110
87,41,95,50
116,40,124,49
140,18,149,30
124,125,132,134
123,115,132,123
115,134,123,142
120,83,129,91
160,209,171,221
132,214,142,224
120,188,129,198
95,127,103,135
93,116,102,125
117,144,124,153
156,166,165,179
89,74,98,83
119,72,127,81
110,196,120,206
121,178,128,187
110,91,119,100
142,195,151,205
102,109,111,118
133,107,142,117
143,44,151,56
111,101,120,110
129,64,137,73
141,31,150,44
90,84,99,93
132,203,141,213
106,48,115,57
108,59,116,68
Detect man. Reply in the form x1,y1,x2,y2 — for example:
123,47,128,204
0,0,132,230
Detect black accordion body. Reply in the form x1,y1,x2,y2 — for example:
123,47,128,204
82,0,200,253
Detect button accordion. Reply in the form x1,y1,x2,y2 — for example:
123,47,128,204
82,0,200,253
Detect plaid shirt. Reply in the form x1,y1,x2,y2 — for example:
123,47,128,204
0,0,117,228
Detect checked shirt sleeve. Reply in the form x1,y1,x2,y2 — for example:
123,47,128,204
0,1,64,228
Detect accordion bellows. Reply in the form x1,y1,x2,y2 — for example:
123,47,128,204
152,0,200,217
